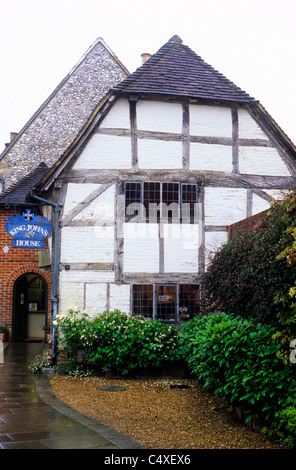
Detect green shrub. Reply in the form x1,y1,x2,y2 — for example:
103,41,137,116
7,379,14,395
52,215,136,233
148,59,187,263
55,308,182,375
56,360,97,378
28,351,49,374
203,192,296,325
272,406,296,447
54,307,90,361
180,313,296,425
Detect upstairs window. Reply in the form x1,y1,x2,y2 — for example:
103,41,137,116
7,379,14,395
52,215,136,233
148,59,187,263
125,181,142,218
124,182,198,223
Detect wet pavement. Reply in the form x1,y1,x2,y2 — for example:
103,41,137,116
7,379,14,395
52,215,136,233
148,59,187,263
0,342,143,449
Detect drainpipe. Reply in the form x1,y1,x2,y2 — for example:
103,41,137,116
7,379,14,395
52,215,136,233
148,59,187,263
30,190,61,366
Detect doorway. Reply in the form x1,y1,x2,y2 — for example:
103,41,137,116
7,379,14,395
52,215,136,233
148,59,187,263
13,273,48,342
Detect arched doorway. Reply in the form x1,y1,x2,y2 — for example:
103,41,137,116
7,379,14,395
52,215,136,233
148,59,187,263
13,273,48,342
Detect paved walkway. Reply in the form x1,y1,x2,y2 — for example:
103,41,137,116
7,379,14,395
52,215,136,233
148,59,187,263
0,342,143,449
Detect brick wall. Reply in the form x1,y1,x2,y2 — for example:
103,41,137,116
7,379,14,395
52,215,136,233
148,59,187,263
227,209,268,241
0,207,51,337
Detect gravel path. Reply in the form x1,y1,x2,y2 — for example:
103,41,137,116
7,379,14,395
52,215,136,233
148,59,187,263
50,376,285,449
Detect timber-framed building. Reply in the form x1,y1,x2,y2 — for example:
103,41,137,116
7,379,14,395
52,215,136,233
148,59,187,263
1,35,296,340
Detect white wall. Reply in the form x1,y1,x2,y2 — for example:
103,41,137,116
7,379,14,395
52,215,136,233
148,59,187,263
58,97,293,316
205,187,248,226
100,98,130,129
61,226,114,263
190,105,232,137
163,224,199,273
63,183,100,215
123,223,159,273
73,134,132,169
190,143,232,172
238,109,268,140
239,146,291,176
137,101,182,133
138,139,183,169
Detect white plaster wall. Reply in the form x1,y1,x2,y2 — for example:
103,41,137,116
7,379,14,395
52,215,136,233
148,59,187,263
238,109,269,140
251,190,287,215
190,105,232,137
205,187,248,226
123,223,159,272
59,282,85,315
85,283,107,316
205,231,228,269
190,143,233,172
163,224,199,272
138,139,182,169
137,100,182,134
60,270,115,284
239,146,291,176
73,134,131,169
100,98,130,129
264,189,287,201
63,183,100,216
109,284,130,312
61,226,114,263
252,193,270,214
73,185,115,223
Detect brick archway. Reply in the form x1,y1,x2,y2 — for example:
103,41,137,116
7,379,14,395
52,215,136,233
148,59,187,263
1,263,51,337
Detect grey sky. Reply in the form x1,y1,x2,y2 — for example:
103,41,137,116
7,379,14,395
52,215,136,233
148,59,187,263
0,0,295,150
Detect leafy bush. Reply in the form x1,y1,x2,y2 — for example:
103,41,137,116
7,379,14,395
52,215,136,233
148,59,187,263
28,351,49,374
55,308,182,375
56,360,97,377
53,307,90,361
180,313,296,425
272,406,296,447
203,192,296,325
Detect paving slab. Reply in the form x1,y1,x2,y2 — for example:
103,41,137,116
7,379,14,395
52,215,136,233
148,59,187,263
0,342,144,450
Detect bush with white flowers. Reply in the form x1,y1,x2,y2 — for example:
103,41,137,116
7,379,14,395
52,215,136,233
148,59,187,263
55,308,182,375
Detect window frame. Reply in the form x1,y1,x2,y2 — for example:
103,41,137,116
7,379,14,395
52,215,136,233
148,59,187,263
180,182,198,223
124,181,198,223
155,283,178,323
124,181,143,220
132,283,200,323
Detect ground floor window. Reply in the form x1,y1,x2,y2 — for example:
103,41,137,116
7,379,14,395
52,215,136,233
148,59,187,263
133,284,153,319
132,284,200,323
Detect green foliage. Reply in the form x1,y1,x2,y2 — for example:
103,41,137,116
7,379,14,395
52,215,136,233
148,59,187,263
53,307,91,361
271,406,296,447
56,360,97,378
180,313,296,425
28,351,49,374
203,191,296,326
55,308,182,375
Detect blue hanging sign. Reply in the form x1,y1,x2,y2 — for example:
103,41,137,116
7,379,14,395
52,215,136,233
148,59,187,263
5,210,52,249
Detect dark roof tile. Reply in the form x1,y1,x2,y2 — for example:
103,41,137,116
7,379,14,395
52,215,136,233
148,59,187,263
113,36,256,103
0,163,48,204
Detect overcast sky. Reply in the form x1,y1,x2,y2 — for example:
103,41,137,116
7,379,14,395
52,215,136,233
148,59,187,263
0,0,295,152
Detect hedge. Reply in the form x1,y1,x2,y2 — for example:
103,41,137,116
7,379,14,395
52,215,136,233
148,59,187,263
180,312,296,428
55,308,182,375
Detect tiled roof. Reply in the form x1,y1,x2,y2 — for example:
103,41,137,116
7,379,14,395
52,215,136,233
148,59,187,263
0,163,48,204
113,35,256,103
0,37,129,191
